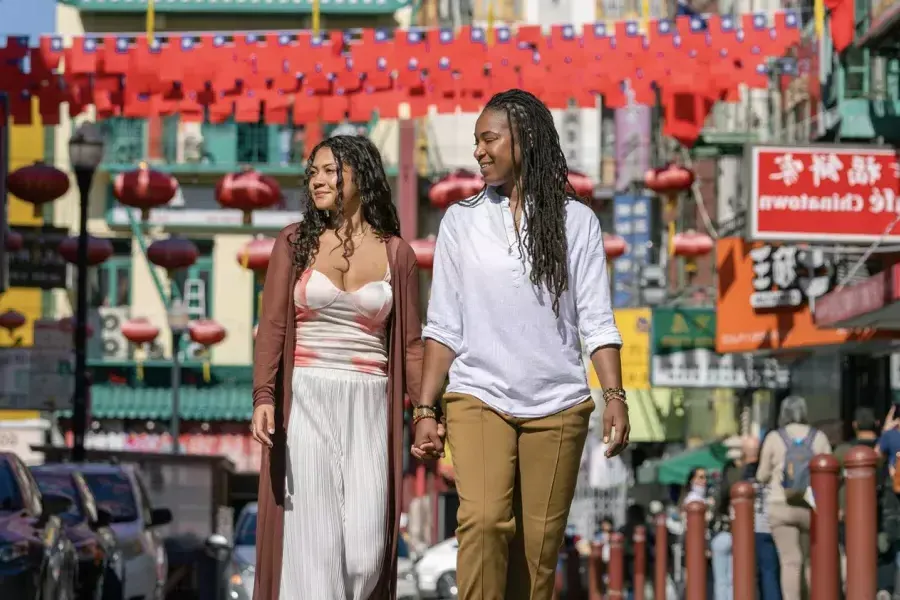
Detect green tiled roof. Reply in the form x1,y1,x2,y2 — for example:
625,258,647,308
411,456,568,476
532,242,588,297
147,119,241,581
65,0,410,14
59,385,253,421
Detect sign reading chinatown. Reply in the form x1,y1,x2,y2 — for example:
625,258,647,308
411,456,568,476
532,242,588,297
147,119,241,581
749,145,900,243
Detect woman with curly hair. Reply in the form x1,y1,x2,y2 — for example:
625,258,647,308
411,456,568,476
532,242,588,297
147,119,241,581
412,89,631,599
250,135,431,599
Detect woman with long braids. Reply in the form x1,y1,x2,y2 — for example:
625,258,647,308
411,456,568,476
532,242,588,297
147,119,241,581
412,89,630,599
250,135,431,599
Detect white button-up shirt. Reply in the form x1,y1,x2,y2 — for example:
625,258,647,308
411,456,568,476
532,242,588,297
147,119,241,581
422,187,623,418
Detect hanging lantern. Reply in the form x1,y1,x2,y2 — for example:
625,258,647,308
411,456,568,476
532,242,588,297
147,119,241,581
428,170,484,209
189,320,227,382
112,165,178,221
672,231,714,258
644,164,696,195
567,170,595,198
0,309,26,333
146,237,199,272
4,230,23,253
410,238,436,270
121,318,160,381
215,170,282,225
603,233,628,260
57,316,94,339
6,161,70,218
57,236,114,266
236,237,276,274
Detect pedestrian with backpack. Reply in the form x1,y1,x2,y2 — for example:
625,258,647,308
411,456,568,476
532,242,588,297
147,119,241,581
747,396,832,600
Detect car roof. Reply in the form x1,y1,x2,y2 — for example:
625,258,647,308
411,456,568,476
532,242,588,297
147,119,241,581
31,462,133,476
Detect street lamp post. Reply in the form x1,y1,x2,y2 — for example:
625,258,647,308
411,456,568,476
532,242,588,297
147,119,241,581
68,123,104,464
167,299,189,454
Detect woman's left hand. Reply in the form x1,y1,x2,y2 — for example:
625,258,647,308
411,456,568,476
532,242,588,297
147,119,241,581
603,399,630,458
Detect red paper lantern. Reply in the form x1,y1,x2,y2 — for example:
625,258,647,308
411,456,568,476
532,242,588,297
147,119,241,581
428,170,484,209
0,309,26,332
4,230,23,252
121,318,160,345
410,238,436,270
189,319,227,347
567,170,595,198
6,162,70,217
112,166,178,221
216,170,282,225
644,164,696,195
57,316,94,339
57,235,114,266
603,233,628,260
146,237,199,271
237,237,276,272
672,231,714,258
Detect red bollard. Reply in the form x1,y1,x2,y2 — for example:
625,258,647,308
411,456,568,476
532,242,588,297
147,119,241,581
566,545,583,600
810,454,841,600
685,501,707,600
588,541,603,600
608,532,625,598
731,481,756,600
844,446,879,600
634,525,647,600
654,513,668,600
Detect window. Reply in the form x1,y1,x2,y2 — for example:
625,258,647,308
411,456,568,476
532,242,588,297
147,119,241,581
99,118,147,165
32,473,84,523
83,471,139,523
171,240,214,319
90,238,133,308
0,462,24,513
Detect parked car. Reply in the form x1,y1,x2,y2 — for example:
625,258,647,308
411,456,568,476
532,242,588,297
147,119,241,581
227,503,256,599
31,465,124,600
396,534,419,600
49,463,171,600
414,537,458,599
0,452,78,599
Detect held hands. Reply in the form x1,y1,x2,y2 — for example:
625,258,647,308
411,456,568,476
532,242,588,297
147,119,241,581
411,417,447,461
250,404,275,448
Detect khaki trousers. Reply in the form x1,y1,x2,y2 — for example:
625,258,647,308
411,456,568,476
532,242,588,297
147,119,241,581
445,392,594,600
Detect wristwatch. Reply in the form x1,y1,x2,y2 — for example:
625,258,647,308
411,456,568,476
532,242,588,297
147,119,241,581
413,404,443,425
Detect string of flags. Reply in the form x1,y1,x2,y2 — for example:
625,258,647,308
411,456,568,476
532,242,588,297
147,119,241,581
0,12,805,147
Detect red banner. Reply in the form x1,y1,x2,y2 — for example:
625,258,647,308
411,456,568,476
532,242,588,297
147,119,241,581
750,145,900,243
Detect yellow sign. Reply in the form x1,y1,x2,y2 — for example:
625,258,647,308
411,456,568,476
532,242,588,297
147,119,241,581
587,308,651,390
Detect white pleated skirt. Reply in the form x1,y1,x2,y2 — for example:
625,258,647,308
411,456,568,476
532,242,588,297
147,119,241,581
280,367,389,600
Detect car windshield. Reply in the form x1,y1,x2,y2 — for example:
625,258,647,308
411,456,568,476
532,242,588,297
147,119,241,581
0,463,23,512
234,510,257,546
83,472,138,523
32,473,83,523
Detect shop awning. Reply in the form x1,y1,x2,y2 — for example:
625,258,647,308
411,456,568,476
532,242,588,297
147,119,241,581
642,442,731,486
815,265,900,330
857,1,900,49
58,385,253,421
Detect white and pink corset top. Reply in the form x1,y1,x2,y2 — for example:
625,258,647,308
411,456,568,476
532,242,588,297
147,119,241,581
293,266,393,375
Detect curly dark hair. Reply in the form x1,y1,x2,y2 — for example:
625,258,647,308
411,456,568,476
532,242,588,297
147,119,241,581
289,135,400,269
472,88,584,315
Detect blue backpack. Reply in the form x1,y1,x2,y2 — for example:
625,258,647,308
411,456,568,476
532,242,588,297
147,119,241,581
778,428,817,504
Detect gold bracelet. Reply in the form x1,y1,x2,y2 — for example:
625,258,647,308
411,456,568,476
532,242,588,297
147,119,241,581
602,387,628,405
412,406,437,425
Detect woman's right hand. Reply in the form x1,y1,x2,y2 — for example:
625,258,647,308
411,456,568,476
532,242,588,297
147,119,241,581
251,404,275,448
412,418,445,461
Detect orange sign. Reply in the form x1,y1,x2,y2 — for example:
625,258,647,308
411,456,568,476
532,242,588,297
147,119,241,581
715,237,881,353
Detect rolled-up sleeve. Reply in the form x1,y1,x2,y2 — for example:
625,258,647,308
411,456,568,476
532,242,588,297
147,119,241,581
574,214,622,355
422,211,463,354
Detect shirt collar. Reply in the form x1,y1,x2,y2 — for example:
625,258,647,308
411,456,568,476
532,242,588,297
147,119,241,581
485,186,509,205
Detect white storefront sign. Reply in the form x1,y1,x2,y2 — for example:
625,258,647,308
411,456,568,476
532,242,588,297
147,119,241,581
651,348,791,389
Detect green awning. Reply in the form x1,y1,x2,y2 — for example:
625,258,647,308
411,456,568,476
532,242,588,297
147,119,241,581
651,442,730,486
63,0,410,14
59,385,252,421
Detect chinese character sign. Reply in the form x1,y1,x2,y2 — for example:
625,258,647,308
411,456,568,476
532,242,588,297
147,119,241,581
749,245,835,309
612,195,652,308
750,145,900,243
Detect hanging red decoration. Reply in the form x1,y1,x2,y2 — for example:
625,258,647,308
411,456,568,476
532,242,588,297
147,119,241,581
6,162,70,218
215,170,282,225
428,170,484,209
603,233,628,260
410,238,436,270
112,165,178,221
644,164,696,195
57,316,94,339
567,170,595,198
57,235,114,266
672,230,714,258
146,237,199,271
236,237,276,273
189,319,227,382
121,317,160,381
4,230,23,253
0,310,26,333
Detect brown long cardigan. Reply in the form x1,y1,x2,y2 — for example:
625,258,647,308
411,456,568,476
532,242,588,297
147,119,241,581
251,226,424,600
